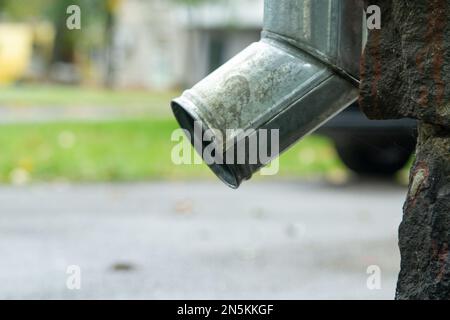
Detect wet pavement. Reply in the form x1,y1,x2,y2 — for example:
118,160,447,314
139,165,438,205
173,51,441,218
0,180,405,299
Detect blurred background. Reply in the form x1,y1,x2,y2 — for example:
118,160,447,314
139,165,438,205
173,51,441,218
0,0,415,299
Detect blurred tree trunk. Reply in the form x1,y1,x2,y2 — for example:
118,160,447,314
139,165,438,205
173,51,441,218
104,0,121,88
360,0,450,299
50,0,78,64
104,9,115,88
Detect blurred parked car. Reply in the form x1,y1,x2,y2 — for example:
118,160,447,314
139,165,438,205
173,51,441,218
320,103,417,176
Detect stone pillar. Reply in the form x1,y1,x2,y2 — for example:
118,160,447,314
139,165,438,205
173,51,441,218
360,0,450,299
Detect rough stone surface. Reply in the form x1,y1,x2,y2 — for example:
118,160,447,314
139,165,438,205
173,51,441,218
397,123,450,299
360,0,450,299
360,0,450,127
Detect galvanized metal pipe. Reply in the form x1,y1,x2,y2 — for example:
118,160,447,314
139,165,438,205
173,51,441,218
172,0,364,188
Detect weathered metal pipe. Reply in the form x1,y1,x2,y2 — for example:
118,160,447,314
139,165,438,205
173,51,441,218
172,0,364,188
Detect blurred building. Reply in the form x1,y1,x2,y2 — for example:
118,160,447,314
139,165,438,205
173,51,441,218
113,0,263,89
0,0,263,89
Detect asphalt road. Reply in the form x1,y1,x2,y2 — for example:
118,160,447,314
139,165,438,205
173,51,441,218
0,105,165,124
0,180,406,299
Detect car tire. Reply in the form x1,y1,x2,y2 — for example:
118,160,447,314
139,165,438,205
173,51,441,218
334,136,416,176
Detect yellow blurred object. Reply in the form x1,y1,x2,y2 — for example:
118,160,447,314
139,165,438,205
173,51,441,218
107,0,124,13
0,24,33,85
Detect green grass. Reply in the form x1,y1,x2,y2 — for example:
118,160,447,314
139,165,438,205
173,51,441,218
0,118,345,184
0,85,411,184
